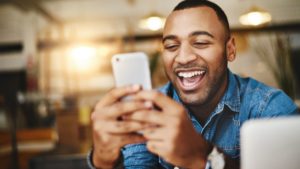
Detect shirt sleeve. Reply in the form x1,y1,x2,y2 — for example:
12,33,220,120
86,148,124,169
122,143,160,169
258,89,299,118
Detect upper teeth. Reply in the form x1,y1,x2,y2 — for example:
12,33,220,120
178,71,205,78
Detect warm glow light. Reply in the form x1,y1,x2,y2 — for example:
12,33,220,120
68,45,97,73
139,15,166,31
239,7,272,26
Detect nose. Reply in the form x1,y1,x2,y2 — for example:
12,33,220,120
175,43,197,65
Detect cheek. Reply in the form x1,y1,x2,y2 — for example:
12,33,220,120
162,53,175,73
199,47,225,68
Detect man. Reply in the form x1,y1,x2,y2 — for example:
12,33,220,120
88,1,299,169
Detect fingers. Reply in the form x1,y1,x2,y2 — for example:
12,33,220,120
92,100,152,120
96,85,141,108
146,140,168,157
124,109,166,125
93,120,147,148
93,133,146,162
118,134,147,146
91,85,150,167
94,120,150,134
132,90,183,114
141,127,168,141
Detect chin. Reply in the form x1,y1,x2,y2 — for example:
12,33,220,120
177,90,208,106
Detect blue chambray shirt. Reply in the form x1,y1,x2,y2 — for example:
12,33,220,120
121,70,299,169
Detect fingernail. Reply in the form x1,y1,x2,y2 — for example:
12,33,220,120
132,84,141,91
144,101,153,108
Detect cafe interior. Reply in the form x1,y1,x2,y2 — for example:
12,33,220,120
0,0,300,169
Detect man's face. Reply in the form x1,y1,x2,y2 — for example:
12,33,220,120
162,6,235,106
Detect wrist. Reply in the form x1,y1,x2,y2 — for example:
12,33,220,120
93,157,115,169
92,148,122,169
190,141,214,169
201,140,214,169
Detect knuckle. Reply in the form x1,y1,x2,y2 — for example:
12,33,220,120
166,141,177,154
168,130,178,143
153,91,161,99
109,104,118,113
110,103,125,117
110,89,119,99
177,105,185,112
116,121,125,128
121,102,133,111
92,108,107,120
174,104,184,113
116,102,129,110
92,125,103,138
115,121,131,131
134,102,146,110
172,117,182,128
152,91,161,99
110,86,129,99
164,144,173,156
94,101,103,110
147,141,155,151
121,101,143,112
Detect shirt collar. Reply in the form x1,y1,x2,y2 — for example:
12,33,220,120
221,70,241,113
160,69,241,114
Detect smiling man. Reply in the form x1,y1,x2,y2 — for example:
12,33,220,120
88,1,299,169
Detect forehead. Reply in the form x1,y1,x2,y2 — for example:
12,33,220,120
163,6,225,40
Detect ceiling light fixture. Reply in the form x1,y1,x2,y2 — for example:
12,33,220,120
239,6,272,26
139,13,166,31
68,45,97,73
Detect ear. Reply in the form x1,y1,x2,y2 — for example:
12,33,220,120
226,36,236,62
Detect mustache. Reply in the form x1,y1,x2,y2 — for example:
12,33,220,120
173,63,207,71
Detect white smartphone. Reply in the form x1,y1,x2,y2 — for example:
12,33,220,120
111,52,152,90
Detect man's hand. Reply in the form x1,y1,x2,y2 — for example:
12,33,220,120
91,85,151,168
127,90,213,169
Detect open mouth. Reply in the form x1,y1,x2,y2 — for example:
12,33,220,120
176,70,206,91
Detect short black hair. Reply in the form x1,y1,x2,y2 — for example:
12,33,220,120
173,0,230,39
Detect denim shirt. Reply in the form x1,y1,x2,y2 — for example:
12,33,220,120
120,70,299,169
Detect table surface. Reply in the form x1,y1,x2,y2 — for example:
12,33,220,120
29,143,91,169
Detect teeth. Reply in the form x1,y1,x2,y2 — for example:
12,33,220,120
178,71,205,78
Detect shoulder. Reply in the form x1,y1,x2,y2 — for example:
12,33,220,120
235,75,298,118
157,82,172,95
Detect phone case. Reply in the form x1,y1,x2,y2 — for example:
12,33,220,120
111,52,152,90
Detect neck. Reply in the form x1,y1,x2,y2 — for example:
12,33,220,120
187,73,229,126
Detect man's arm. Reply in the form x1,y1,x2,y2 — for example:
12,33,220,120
90,85,150,168
126,90,240,169
87,143,160,169
122,143,160,168
87,148,124,169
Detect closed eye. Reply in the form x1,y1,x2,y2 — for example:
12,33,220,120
164,44,179,51
193,42,210,48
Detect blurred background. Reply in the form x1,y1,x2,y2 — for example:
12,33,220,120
0,0,299,169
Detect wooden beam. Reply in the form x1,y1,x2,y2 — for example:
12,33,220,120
231,22,300,33
37,22,300,50
10,0,63,25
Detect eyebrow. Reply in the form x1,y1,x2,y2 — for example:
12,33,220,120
162,31,214,43
190,31,214,39
162,35,177,44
